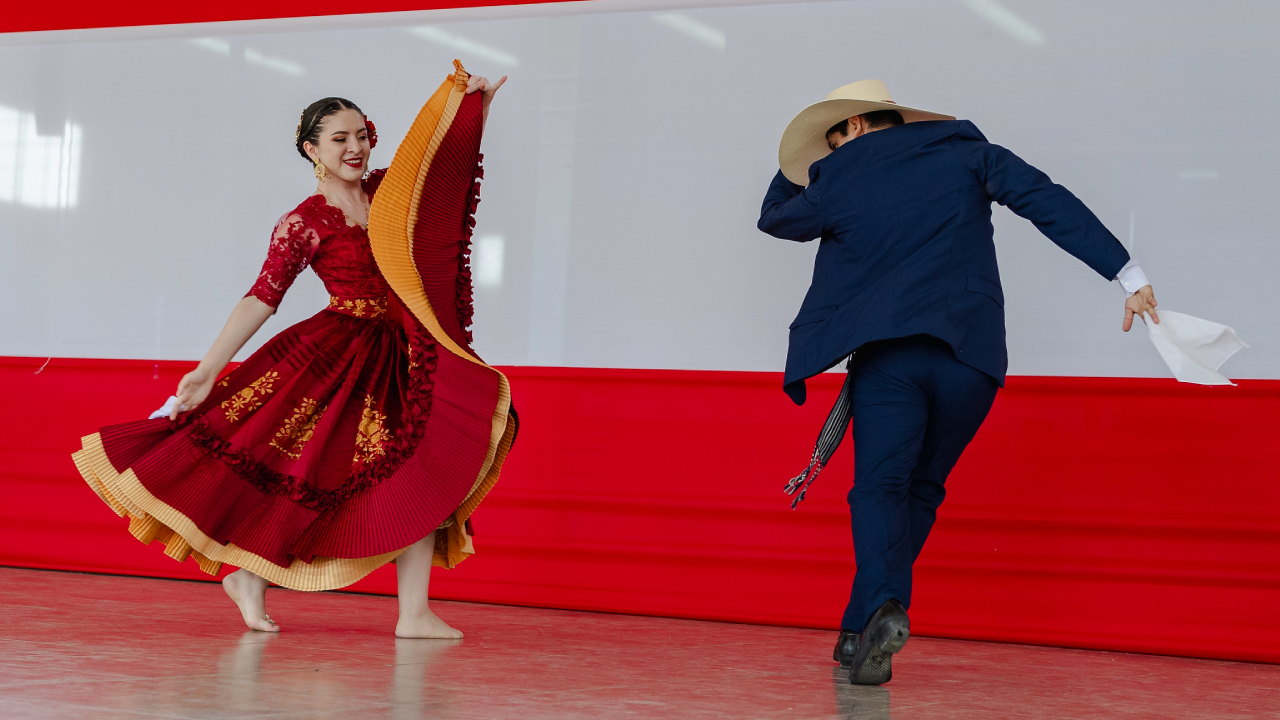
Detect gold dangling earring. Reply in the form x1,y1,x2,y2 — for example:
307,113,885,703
313,158,328,181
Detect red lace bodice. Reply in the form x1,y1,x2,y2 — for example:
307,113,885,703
246,170,390,308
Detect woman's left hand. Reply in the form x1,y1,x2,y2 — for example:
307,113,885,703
465,74,507,111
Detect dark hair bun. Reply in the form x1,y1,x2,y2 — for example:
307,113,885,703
295,97,364,162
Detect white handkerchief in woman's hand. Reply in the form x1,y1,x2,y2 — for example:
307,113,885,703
1146,311,1248,386
149,396,179,419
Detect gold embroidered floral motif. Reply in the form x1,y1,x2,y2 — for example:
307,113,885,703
215,376,230,389
354,394,392,465
269,397,325,460
220,371,280,423
328,296,387,318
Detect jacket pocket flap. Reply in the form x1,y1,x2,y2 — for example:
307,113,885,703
789,304,838,329
966,275,1004,307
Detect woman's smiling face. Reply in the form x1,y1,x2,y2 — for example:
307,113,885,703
304,108,369,181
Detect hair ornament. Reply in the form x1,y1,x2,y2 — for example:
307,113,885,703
365,117,378,149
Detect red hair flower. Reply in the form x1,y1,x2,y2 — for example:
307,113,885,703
364,117,378,149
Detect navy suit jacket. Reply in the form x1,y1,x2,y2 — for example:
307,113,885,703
759,120,1130,405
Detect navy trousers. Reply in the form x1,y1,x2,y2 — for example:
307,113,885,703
841,336,999,632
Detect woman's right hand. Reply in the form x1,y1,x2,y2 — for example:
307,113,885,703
170,296,273,421
171,367,215,421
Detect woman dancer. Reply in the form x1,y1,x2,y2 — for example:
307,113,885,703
73,64,516,638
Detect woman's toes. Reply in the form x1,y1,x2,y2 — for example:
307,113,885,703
223,571,276,632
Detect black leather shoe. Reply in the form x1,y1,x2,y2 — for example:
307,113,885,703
833,629,859,667
848,599,910,685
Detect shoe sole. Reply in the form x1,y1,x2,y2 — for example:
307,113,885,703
849,619,909,685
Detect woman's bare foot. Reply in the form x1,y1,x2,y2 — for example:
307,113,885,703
223,569,279,632
394,531,462,639
395,609,463,639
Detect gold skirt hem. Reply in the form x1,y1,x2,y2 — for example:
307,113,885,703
70,430,504,591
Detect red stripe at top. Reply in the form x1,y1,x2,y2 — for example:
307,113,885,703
1,0,583,35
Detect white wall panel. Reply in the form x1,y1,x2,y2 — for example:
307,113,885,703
1,0,1276,377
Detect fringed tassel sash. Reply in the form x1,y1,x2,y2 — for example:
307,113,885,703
784,355,855,508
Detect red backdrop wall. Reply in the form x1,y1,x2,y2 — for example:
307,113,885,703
2,356,1278,664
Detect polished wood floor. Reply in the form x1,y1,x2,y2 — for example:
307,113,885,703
1,567,1276,719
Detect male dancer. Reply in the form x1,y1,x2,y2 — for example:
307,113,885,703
758,80,1159,685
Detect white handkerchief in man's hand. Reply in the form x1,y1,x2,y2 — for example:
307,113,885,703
1146,310,1248,386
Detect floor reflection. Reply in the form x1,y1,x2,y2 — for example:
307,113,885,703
390,637,464,717
8,569,1278,719
212,631,280,712
211,629,464,715
832,666,891,719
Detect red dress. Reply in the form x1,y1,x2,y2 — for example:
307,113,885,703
72,70,516,591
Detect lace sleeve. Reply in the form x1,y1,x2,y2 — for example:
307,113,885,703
245,212,320,309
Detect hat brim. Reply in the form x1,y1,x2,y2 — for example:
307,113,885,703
778,99,954,185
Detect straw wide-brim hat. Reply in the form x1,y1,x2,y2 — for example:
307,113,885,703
778,79,954,185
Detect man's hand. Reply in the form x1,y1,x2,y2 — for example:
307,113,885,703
1123,285,1159,332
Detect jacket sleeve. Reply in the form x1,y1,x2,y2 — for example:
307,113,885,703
757,169,823,242
948,121,1130,280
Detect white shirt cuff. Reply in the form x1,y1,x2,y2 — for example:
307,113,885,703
1115,259,1149,295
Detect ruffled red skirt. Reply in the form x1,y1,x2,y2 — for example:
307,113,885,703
73,296,515,590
